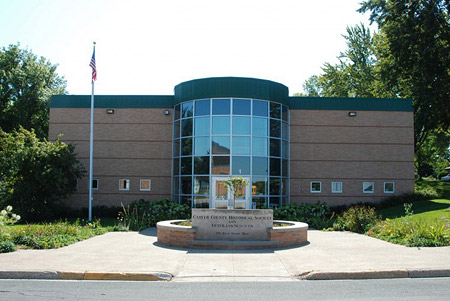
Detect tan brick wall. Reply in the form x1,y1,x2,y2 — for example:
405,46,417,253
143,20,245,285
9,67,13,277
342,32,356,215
289,109,414,206
49,107,173,208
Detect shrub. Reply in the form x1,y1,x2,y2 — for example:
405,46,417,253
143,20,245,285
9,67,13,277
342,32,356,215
118,199,191,231
273,202,334,229
333,206,379,234
0,240,16,253
368,217,450,247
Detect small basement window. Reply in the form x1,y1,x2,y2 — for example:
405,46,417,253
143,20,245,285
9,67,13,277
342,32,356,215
310,181,321,193
119,179,130,191
384,182,395,193
140,179,151,191
332,182,343,193
363,182,374,194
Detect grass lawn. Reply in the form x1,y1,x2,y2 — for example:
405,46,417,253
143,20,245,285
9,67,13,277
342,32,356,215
378,198,450,220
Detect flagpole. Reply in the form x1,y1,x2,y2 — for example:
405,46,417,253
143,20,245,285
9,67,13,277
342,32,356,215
88,41,96,222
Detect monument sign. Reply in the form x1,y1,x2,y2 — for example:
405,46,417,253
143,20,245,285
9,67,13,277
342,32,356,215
192,209,273,240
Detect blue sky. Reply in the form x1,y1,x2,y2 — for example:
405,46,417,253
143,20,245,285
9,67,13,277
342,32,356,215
0,0,373,95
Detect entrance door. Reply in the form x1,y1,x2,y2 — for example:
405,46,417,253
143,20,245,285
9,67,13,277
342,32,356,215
211,177,251,209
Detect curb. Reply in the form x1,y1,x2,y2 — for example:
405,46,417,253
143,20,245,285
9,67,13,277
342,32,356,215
0,271,172,281
298,269,450,280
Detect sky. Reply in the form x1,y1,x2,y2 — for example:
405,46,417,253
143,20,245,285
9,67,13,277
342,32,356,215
0,0,374,96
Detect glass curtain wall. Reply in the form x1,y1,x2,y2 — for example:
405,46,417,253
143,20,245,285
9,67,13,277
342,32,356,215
172,98,289,208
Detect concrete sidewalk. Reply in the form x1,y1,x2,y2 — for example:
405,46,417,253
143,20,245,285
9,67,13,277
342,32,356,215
0,229,449,282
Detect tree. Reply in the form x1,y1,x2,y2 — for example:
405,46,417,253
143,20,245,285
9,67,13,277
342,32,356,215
222,176,249,209
301,23,380,98
0,128,85,221
359,0,450,177
0,44,67,139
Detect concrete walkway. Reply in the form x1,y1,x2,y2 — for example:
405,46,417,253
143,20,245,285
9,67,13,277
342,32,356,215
0,229,449,281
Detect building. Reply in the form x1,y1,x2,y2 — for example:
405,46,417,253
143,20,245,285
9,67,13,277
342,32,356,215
49,77,415,209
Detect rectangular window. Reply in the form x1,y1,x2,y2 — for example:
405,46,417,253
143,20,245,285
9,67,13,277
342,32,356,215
384,182,395,193
310,181,321,193
119,179,130,191
363,182,374,193
140,179,151,191
332,182,343,193
92,179,99,190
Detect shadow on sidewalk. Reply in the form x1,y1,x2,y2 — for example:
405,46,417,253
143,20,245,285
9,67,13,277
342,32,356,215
138,227,157,237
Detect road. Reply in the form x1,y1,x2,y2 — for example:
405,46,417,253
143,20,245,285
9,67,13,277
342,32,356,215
1,278,449,300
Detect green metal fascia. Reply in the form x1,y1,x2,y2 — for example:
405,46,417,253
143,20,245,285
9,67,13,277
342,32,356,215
289,97,413,112
174,77,289,105
50,95,174,108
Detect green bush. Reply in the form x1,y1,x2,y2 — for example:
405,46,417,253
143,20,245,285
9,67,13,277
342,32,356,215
118,199,191,231
333,206,379,234
273,202,334,229
368,217,450,247
0,240,16,253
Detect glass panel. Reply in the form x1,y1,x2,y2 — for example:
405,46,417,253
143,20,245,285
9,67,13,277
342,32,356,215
252,177,267,196
252,137,267,156
212,98,230,115
212,116,230,135
195,99,210,116
232,116,250,135
232,136,250,155
252,197,267,209
270,178,281,195
195,117,210,136
212,136,230,154
270,119,281,138
194,137,210,156
181,137,192,155
173,139,180,157
233,98,251,115
252,157,268,175
282,140,289,158
181,176,192,194
174,120,180,139
211,156,230,175
270,102,281,119
282,122,288,140
270,158,281,176
282,159,288,177
172,177,179,194
194,196,209,208
215,179,228,201
282,178,288,195
269,197,281,208
363,182,374,193
174,104,180,120
182,102,193,118
270,139,281,157
252,117,268,136
253,100,268,117
232,156,250,175
173,158,180,175
181,157,192,175
194,156,209,174
193,176,209,195
180,196,192,207
282,105,288,121
181,118,193,137
281,197,288,207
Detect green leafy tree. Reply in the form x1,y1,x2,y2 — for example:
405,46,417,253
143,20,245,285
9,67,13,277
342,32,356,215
0,128,85,221
0,44,67,139
359,0,450,177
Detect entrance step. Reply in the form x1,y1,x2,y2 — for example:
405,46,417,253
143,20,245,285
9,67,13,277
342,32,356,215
188,239,279,250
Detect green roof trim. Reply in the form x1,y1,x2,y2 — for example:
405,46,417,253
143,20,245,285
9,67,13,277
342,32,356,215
289,97,413,112
174,77,289,105
50,95,174,108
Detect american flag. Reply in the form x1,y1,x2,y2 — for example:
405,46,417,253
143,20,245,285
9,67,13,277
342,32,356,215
89,48,97,81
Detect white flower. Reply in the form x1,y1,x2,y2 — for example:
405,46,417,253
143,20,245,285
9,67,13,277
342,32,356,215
12,214,16,218
6,205,12,212
15,215,21,221
1,210,7,216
